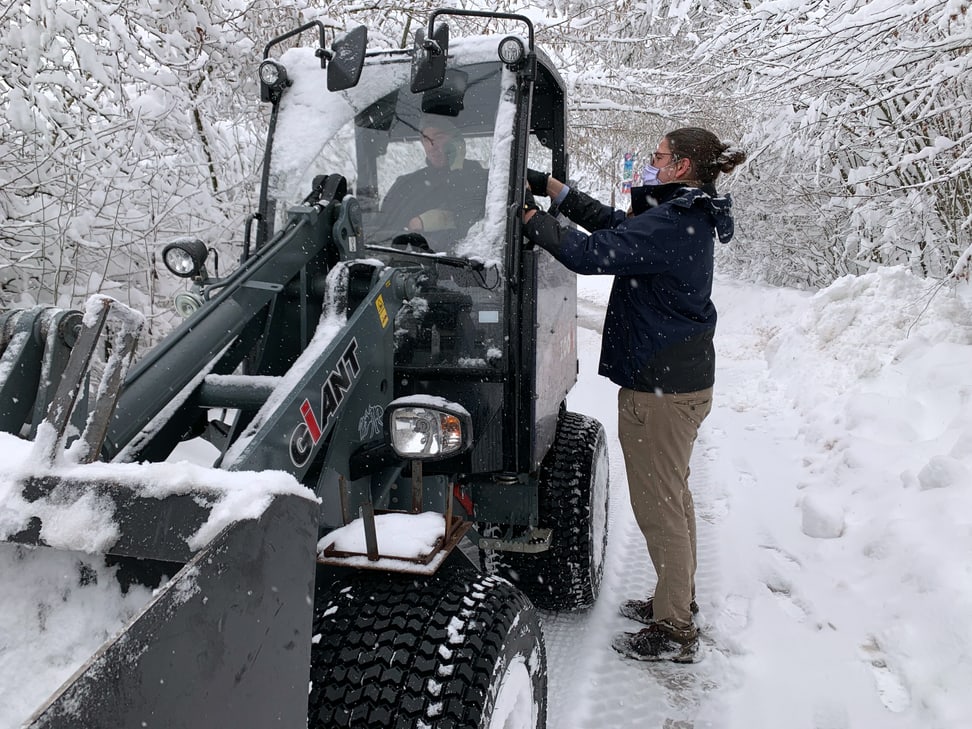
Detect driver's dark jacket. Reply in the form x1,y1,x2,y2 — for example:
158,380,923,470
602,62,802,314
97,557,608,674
523,182,734,394
381,161,488,236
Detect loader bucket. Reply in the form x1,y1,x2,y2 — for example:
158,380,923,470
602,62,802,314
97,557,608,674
1,295,321,727
1,460,319,729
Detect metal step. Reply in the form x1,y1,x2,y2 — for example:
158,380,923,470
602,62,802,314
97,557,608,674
479,527,552,554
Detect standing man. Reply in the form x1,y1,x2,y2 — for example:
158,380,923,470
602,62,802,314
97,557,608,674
523,127,747,663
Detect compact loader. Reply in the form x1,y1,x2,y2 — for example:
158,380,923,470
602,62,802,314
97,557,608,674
0,9,609,728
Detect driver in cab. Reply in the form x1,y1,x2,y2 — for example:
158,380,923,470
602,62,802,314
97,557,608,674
380,114,488,239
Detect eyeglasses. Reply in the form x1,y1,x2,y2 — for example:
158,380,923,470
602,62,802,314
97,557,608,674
650,151,678,164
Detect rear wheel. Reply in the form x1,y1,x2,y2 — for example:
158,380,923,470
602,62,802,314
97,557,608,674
483,411,609,611
308,560,547,729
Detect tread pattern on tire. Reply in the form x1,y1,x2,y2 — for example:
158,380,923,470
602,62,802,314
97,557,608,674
309,562,547,728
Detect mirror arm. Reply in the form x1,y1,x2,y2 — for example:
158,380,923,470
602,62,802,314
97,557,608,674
428,9,534,52
263,20,329,62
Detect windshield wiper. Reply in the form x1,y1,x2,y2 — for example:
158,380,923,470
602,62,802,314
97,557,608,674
364,243,485,271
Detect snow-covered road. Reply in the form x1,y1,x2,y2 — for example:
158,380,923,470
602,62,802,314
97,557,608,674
545,272,972,729
545,278,840,728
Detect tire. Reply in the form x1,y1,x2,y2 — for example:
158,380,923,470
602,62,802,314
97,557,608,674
484,411,609,611
308,560,547,729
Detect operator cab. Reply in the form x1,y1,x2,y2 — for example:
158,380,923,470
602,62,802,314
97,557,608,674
266,51,507,261
259,21,572,474
352,65,500,253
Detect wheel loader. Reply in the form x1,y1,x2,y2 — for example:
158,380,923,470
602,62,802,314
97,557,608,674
0,9,609,728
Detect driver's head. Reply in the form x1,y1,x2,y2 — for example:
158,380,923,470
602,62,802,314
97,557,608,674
420,115,464,170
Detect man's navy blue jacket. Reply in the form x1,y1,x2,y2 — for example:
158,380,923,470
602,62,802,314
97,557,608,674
524,182,735,393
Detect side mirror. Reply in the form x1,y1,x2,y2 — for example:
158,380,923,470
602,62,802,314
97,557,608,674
410,23,449,94
421,69,468,116
327,25,367,91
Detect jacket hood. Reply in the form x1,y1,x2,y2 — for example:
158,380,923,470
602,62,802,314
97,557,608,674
631,183,735,244
706,192,735,244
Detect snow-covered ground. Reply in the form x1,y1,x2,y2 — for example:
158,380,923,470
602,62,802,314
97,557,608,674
2,267,971,728
548,268,972,729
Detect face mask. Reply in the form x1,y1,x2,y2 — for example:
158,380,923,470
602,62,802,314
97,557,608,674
641,164,660,185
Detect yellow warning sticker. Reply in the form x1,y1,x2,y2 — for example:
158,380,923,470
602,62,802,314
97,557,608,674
376,294,388,328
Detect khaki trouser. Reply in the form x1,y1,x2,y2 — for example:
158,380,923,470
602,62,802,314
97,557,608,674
618,387,713,627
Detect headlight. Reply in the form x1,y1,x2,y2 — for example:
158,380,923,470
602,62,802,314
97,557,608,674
498,36,526,68
386,399,473,460
162,238,208,278
259,59,290,103
259,59,285,86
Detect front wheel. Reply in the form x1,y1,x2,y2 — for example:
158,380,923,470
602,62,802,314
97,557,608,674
484,411,610,611
309,560,547,729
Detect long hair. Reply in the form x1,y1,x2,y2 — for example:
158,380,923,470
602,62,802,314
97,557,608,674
666,127,747,185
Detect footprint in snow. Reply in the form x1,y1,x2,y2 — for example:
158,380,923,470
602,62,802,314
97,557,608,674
860,636,911,713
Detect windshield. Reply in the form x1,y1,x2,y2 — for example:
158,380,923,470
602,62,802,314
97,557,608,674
266,43,518,373
268,46,514,267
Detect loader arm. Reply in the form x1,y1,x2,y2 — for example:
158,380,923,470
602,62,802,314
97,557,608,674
104,198,347,463
219,262,405,483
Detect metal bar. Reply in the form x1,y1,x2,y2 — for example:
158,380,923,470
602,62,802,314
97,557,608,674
34,301,110,464
29,310,83,439
428,9,535,49
338,475,350,525
360,502,379,561
0,308,45,434
197,376,278,409
410,460,423,514
444,482,455,543
78,317,143,463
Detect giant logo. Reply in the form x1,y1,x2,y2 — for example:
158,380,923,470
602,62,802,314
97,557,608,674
289,338,361,467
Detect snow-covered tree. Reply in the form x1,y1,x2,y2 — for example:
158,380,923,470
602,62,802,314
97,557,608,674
704,0,972,286
510,0,746,201
0,1,509,318
4,0,969,326
0,1,364,335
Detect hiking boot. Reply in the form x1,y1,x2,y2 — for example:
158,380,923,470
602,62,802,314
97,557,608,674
619,597,699,626
611,620,701,664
